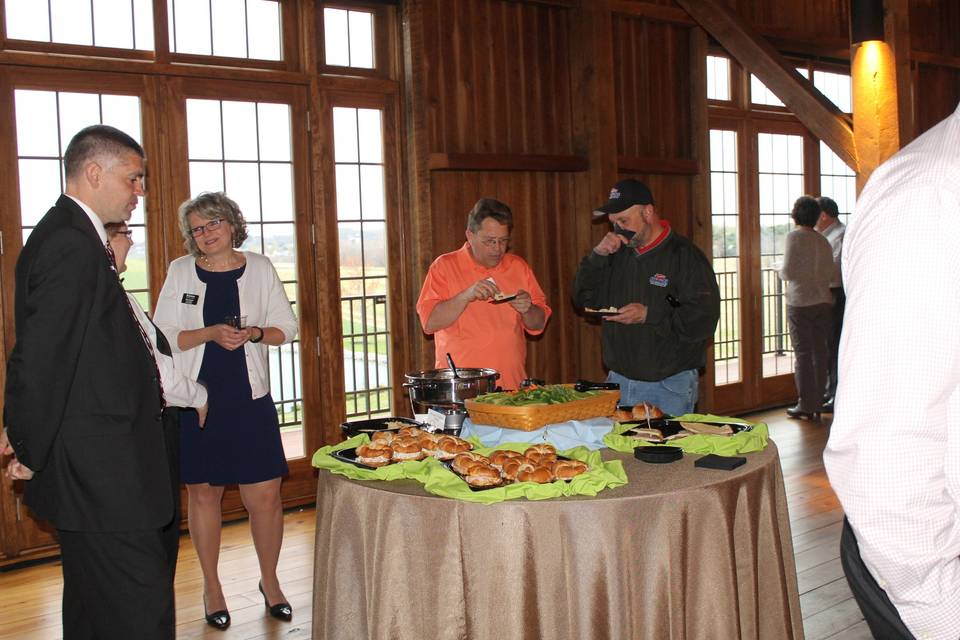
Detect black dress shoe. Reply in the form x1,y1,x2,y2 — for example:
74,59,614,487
786,405,820,420
203,595,231,630
259,581,293,622
821,400,835,413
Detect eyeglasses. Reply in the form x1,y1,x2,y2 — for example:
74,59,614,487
477,236,510,249
115,230,133,238
189,218,224,237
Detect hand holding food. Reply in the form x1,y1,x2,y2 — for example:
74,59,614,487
507,289,533,314
605,302,648,324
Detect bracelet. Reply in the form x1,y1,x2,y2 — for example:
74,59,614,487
249,326,265,344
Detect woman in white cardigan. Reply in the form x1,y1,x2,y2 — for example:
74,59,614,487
154,192,298,629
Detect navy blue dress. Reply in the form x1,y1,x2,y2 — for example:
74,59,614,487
179,264,289,485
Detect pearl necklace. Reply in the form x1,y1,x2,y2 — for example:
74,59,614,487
199,252,241,272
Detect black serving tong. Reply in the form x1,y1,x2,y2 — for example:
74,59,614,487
574,379,620,392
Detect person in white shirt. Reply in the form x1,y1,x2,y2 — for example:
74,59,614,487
814,196,845,412
824,102,960,639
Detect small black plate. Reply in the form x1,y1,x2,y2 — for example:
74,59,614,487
340,416,423,439
490,293,517,303
634,445,683,464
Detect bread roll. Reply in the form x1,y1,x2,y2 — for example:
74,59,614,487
390,435,423,461
397,426,425,439
553,460,589,479
524,444,558,466
501,458,535,481
371,431,395,444
452,452,489,475
434,435,471,460
489,449,524,469
356,442,393,467
632,402,664,420
518,465,554,484
465,463,502,488
611,409,634,422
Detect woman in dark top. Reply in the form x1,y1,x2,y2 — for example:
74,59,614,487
154,192,298,629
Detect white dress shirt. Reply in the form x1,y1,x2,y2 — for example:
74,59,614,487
819,219,845,289
823,102,960,639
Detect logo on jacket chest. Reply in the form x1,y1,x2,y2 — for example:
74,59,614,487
181,293,200,305
648,273,669,287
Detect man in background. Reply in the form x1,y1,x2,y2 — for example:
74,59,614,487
416,198,551,390
572,179,720,416
824,103,960,639
815,195,844,412
1,125,174,639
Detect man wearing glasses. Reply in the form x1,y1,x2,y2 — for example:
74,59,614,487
416,198,551,390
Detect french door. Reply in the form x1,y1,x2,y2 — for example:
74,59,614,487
710,117,819,414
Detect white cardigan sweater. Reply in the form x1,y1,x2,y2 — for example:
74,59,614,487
153,252,298,400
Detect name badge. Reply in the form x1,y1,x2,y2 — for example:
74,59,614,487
181,293,200,305
649,273,669,287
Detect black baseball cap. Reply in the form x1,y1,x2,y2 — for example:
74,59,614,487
592,179,655,218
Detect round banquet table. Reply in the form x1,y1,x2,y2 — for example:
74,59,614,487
312,443,804,640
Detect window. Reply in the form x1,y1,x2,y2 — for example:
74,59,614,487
813,70,852,113
13,89,151,307
167,0,282,60
332,106,392,420
709,129,741,385
706,56,731,101
757,132,804,378
5,0,154,50
323,8,374,69
185,97,304,458
819,142,856,226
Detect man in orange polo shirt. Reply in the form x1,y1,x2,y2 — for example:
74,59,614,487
416,198,551,390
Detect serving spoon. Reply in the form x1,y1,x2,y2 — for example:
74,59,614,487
446,352,460,379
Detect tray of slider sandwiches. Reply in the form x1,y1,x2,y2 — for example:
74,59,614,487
311,423,628,504
602,402,769,456
464,383,620,431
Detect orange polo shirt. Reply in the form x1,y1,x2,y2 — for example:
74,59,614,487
416,243,551,390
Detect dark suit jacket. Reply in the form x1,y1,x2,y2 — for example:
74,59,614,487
3,195,172,532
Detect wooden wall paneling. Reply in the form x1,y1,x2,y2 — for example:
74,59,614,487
885,0,915,147
688,25,715,411
909,0,960,58
567,1,617,383
914,63,960,136
400,0,437,374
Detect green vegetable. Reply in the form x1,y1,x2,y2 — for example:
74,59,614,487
472,385,599,406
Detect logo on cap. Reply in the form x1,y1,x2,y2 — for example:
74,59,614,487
609,188,621,200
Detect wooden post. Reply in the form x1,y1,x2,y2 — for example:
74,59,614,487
851,40,900,191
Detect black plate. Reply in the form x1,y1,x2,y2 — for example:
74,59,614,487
340,416,423,438
490,293,517,303
331,447,381,470
622,419,753,444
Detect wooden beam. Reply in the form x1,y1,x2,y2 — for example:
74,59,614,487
606,0,694,26
617,155,698,175
427,152,588,172
675,0,859,172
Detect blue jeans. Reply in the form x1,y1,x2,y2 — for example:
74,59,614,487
606,369,699,416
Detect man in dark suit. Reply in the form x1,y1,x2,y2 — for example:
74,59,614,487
0,125,174,639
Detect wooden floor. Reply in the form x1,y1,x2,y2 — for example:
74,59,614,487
0,409,872,640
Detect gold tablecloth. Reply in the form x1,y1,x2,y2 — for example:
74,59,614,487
312,443,804,640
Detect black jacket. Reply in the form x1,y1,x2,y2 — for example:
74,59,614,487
4,195,171,532
572,228,721,382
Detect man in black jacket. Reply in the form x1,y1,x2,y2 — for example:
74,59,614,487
1,125,174,639
573,179,720,416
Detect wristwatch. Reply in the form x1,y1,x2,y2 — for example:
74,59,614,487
249,326,265,343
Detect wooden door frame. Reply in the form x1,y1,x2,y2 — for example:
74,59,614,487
162,76,321,514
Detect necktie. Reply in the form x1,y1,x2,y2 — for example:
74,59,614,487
105,241,166,408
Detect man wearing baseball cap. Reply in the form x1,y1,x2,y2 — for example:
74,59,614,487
572,179,720,415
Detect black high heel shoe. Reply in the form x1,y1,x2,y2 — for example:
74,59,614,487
259,581,293,622
203,594,231,630
786,405,821,421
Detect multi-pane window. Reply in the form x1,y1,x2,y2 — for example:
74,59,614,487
167,0,282,60
813,71,852,113
185,98,303,458
4,0,154,50
709,129,741,385
332,107,392,420
13,89,150,308
819,142,856,227
750,75,785,108
706,56,731,101
758,132,804,378
323,8,374,68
